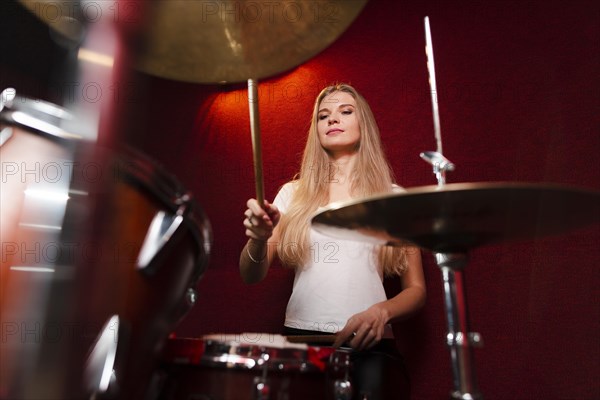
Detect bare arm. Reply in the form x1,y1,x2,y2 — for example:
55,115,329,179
239,198,281,284
333,246,426,349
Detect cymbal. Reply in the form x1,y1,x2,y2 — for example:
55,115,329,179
132,0,368,83
311,182,600,253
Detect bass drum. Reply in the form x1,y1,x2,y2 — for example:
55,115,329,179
0,89,211,399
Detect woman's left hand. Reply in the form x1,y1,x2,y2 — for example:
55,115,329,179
333,304,389,350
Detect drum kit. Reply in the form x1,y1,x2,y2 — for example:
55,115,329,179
1,1,599,400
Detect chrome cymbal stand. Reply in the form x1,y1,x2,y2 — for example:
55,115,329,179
422,15,483,398
421,151,483,400
435,253,483,400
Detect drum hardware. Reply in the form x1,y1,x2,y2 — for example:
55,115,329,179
112,148,212,284
0,88,81,141
1,88,71,120
185,288,198,307
422,18,481,395
420,151,455,187
252,353,271,400
84,315,120,397
333,379,352,400
330,351,352,400
137,203,188,273
435,253,480,399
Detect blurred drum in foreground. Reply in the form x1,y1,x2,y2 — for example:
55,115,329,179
0,90,211,399
156,333,353,400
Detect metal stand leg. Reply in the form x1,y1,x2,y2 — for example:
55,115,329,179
435,253,483,400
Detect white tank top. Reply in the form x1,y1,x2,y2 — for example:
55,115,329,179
273,182,390,334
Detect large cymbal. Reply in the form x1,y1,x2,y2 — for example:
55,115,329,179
132,0,368,83
311,182,600,253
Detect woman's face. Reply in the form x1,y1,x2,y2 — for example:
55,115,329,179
316,91,361,156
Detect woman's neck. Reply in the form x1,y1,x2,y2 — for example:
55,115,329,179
327,153,357,203
329,153,356,179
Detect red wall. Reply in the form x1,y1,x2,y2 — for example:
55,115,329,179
3,1,599,399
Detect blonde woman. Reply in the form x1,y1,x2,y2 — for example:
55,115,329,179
240,84,425,398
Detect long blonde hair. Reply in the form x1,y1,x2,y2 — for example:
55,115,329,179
277,83,408,277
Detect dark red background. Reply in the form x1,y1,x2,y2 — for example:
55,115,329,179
3,1,599,399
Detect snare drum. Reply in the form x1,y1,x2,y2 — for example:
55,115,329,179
157,334,353,400
0,90,212,399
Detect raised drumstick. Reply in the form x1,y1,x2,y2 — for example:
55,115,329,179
248,78,264,207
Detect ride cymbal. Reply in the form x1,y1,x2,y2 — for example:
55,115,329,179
312,182,600,253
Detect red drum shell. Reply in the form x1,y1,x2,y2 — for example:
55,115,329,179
156,335,351,400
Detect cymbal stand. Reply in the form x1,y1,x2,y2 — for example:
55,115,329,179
422,15,482,397
421,152,483,399
434,253,483,400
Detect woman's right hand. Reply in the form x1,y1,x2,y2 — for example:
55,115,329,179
243,199,280,242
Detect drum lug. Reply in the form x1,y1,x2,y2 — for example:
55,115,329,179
185,288,198,307
136,210,184,274
330,350,352,400
252,376,270,400
84,315,120,396
252,352,270,400
333,379,352,400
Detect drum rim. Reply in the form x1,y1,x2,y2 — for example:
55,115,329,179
0,93,82,141
162,336,350,373
114,145,212,283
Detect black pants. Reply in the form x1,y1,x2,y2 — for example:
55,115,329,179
283,327,411,400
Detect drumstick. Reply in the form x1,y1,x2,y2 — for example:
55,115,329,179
424,16,443,154
248,79,265,207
